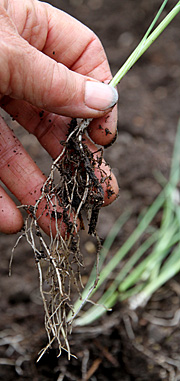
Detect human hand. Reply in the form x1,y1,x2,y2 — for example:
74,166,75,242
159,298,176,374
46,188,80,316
0,0,118,234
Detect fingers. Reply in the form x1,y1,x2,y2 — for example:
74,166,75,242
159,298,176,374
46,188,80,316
40,3,118,143
0,116,46,204
0,0,119,236
1,95,117,152
0,114,118,235
87,105,118,146
0,185,23,234
1,0,118,145
1,97,71,159
0,4,118,119
1,98,119,204
0,115,67,236
82,137,119,206
41,2,118,144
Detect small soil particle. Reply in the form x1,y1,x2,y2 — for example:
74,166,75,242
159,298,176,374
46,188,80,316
105,128,112,136
104,130,118,148
39,110,44,118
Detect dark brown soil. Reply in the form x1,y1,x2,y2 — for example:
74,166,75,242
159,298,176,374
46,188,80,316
0,1,180,380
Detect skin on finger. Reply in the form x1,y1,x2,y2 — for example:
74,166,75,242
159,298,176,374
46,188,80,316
30,195,78,238
87,105,118,146
40,4,118,145
0,7,116,118
82,137,119,205
0,116,78,236
1,98,119,204
3,0,118,144
0,1,117,130
1,97,71,159
0,185,23,233
1,95,117,150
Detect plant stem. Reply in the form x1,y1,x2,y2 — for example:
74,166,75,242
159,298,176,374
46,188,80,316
71,189,165,322
142,0,169,41
128,245,180,310
110,1,180,87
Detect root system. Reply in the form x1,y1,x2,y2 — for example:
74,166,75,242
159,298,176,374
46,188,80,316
13,118,114,360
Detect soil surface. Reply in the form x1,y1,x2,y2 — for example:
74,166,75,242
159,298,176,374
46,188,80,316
0,1,180,380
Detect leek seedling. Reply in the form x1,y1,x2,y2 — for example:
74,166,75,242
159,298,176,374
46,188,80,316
70,0,180,326
72,119,180,326
110,0,180,88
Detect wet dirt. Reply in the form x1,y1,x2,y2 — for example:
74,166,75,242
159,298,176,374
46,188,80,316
0,0,180,380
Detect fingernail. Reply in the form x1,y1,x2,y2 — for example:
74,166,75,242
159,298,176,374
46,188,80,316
85,81,118,111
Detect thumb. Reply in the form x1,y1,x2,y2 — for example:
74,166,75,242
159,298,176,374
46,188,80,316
1,33,118,118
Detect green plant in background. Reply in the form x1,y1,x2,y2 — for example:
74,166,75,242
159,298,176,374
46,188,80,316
69,0,180,326
70,120,180,326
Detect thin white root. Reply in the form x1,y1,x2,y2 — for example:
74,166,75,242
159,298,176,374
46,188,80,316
13,118,109,359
